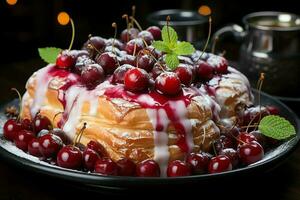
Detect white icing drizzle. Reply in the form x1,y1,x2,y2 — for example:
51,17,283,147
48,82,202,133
30,65,53,117
169,100,194,152
62,86,99,138
146,108,170,177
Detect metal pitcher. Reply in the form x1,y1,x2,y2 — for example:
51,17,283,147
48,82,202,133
214,11,300,98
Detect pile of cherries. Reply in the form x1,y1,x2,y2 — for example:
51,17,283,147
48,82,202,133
55,25,229,96
2,104,279,177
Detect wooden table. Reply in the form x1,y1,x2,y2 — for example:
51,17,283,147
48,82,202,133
0,60,299,200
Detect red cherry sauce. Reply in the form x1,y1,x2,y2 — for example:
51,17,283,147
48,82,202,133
46,66,80,127
104,86,199,152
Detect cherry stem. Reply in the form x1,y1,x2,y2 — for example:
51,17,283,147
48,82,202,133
245,111,262,133
240,124,258,129
122,14,130,41
140,37,149,47
166,16,171,43
131,5,136,28
112,22,118,54
133,41,137,57
52,112,63,126
198,16,212,61
11,88,22,121
87,34,101,54
129,16,143,32
74,122,87,146
68,18,75,51
211,36,218,54
141,49,165,71
257,73,265,127
217,121,244,144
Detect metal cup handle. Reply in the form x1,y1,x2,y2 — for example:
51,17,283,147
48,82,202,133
212,24,246,52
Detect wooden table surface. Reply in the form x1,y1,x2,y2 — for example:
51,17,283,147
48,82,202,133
0,60,299,200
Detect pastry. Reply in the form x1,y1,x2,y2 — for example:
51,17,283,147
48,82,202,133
2,18,292,178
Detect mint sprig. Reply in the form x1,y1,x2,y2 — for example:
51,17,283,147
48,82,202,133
152,26,195,70
258,115,296,140
38,47,62,64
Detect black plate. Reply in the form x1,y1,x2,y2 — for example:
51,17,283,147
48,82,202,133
0,90,299,191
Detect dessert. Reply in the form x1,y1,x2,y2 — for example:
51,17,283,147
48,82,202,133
1,12,296,178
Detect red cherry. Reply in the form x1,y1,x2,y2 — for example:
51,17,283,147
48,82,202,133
197,61,214,81
119,55,136,66
174,64,193,86
208,155,232,174
21,118,33,131
167,160,191,177
241,106,270,126
73,55,95,74
220,135,236,149
138,30,154,45
147,26,161,40
37,129,50,137
237,132,257,145
223,126,240,138
151,63,167,79
3,119,22,141
116,158,136,176
120,28,139,43
238,141,264,165
38,133,63,158
33,114,52,134
95,52,118,74
186,152,210,174
28,138,42,157
50,128,70,144
249,130,267,148
14,130,35,151
125,38,145,55
178,56,194,65
57,145,83,169
112,64,135,84
206,55,228,74
213,139,224,153
124,68,150,92
83,36,106,58
105,38,125,50
56,50,77,69
266,106,280,115
81,64,105,89
136,160,160,177
155,72,182,96
94,157,119,176
86,140,107,157
219,148,239,168
83,148,100,171
136,54,155,72
143,45,162,59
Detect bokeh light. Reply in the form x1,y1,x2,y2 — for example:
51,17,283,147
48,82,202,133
6,0,18,6
198,5,212,16
57,12,70,26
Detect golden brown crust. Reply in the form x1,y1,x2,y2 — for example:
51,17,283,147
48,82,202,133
21,73,220,163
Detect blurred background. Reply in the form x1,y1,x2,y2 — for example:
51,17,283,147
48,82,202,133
0,0,299,103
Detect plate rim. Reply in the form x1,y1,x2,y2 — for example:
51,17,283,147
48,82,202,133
0,90,299,187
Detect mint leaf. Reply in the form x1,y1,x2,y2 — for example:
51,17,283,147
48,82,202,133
38,47,62,64
152,41,171,53
165,54,179,70
162,26,178,45
258,115,296,140
174,42,195,55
